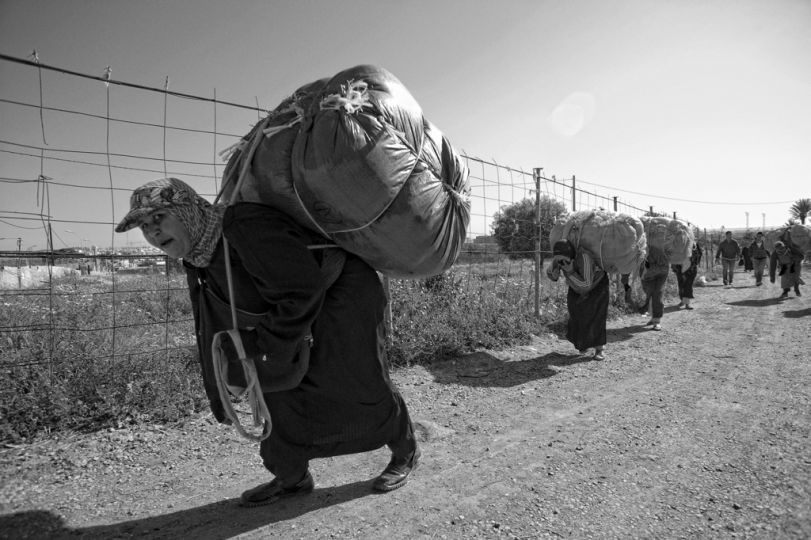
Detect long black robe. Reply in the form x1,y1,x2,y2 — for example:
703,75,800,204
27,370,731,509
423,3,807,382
185,203,413,478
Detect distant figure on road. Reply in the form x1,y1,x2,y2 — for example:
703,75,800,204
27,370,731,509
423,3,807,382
672,242,702,310
546,240,608,361
770,240,804,299
715,231,741,287
639,245,670,331
741,244,753,272
749,232,770,286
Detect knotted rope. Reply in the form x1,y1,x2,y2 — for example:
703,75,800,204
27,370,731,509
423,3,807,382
319,79,372,114
211,329,273,442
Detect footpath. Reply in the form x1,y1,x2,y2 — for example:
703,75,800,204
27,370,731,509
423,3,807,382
1,266,810,539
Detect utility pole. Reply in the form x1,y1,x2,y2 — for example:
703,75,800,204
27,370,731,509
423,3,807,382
745,212,749,230
762,213,765,231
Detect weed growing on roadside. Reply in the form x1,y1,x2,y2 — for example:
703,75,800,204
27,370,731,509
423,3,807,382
1,262,680,442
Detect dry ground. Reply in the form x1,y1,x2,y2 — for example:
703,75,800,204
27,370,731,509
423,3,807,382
1,265,810,539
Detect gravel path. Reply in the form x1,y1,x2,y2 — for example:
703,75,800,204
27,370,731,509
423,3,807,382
2,267,810,539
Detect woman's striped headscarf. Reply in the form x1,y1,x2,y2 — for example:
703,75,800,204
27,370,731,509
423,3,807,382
115,177,226,267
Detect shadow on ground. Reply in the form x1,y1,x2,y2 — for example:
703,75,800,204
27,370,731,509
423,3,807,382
726,298,785,308
606,323,661,343
424,350,597,388
0,481,373,540
783,307,811,318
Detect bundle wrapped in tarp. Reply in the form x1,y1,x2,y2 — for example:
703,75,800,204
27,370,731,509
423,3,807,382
764,224,811,256
549,210,647,275
640,216,695,267
220,64,471,278
220,78,329,233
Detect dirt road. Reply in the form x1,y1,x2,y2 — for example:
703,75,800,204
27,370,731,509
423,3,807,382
2,267,810,539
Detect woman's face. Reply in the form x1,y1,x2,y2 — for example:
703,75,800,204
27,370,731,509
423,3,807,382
553,254,572,267
139,210,191,258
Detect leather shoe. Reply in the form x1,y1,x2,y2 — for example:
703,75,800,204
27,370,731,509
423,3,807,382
240,471,314,507
372,447,420,492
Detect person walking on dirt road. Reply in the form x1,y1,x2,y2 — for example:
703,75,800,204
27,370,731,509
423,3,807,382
770,240,804,299
639,245,670,331
672,242,702,310
749,232,770,286
546,240,609,360
715,231,741,287
115,178,419,506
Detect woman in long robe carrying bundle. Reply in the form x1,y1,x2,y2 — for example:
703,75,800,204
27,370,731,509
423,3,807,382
547,240,609,361
115,178,419,507
770,240,804,299
672,242,702,309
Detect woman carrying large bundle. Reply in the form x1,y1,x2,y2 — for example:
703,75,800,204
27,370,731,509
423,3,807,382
672,242,702,310
770,240,804,299
115,178,419,506
546,239,609,361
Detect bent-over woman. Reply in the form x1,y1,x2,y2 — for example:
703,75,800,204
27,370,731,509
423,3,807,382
770,240,804,299
115,178,419,506
547,240,609,360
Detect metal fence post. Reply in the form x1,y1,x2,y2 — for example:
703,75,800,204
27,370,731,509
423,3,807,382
704,228,709,271
533,167,542,317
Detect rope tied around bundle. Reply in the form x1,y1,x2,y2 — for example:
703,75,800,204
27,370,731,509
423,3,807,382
217,139,247,162
261,102,305,138
218,99,306,163
319,79,371,114
211,329,273,442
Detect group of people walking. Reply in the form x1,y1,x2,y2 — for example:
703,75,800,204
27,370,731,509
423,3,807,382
115,176,806,508
714,230,804,297
548,229,805,362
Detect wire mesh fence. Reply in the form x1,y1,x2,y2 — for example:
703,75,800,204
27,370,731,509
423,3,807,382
1,53,702,384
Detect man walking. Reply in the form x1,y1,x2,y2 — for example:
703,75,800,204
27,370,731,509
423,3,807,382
749,232,770,286
715,231,741,287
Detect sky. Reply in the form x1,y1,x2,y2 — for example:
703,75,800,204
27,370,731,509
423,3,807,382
1,0,810,251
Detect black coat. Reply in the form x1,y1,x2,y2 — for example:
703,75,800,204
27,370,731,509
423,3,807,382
186,203,406,458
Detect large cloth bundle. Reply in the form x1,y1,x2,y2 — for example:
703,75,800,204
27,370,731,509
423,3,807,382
549,210,647,275
640,216,695,267
220,78,329,232
220,65,471,278
764,224,811,255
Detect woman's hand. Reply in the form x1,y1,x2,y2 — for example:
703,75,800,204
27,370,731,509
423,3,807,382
559,259,574,273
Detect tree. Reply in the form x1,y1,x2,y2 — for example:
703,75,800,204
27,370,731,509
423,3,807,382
491,197,568,259
789,198,811,224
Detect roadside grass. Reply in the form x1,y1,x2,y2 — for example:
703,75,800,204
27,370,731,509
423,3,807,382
1,261,680,443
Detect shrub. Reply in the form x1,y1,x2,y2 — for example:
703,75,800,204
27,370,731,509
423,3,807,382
0,274,203,443
0,262,681,442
